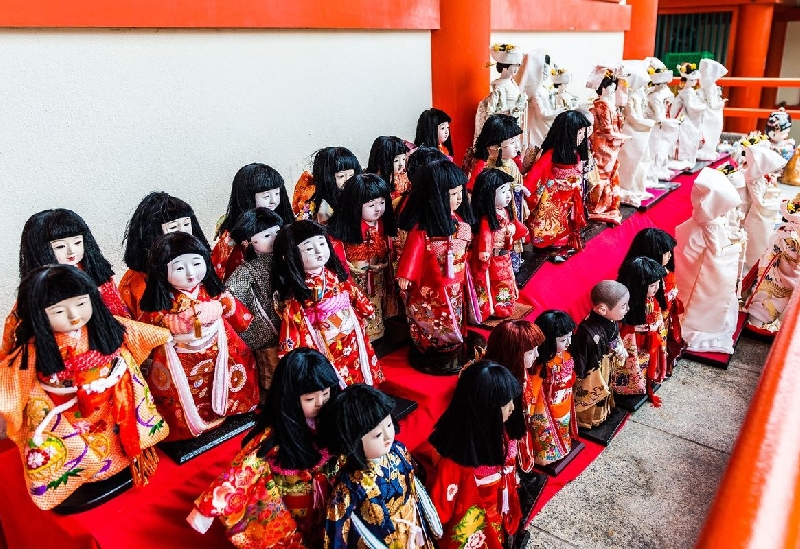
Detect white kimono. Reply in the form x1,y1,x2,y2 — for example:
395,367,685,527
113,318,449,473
742,146,788,273
618,62,655,206
646,84,678,181
475,76,528,143
668,85,706,170
696,59,728,161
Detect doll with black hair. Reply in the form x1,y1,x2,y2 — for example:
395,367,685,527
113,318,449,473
189,348,343,548
139,232,259,441
322,384,441,548
624,228,686,375
120,191,211,320
274,220,383,386
523,110,591,261
224,207,283,392
2,209,130,357
765,108,796,163
367,136,412,207
668,63,706,171
396,159,478,369
292,147,363,224
616,256,669,407
328,174,398,342
0,265,171,510
414,108,454,159
428,359,524,549
471,169,528,319
212,163,293,282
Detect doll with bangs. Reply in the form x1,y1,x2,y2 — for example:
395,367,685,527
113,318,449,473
292,147,363,224
471,169,528,319
224,207,284,392
322,384,441,549
274,220,383,386
2,208,130,358
139,232,259,441
327,174,398,342
120,191,211,320
367,136,411,208
415,108,454,159
0,265,171,510
189,348,343,548
616,256,669,407
212,163,293,282
428,360,524,549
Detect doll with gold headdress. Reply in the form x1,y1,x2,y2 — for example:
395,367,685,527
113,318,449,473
645,58,679,181
475,43,528,144
668,62,706,170
552,65,579,111
617,60,656,207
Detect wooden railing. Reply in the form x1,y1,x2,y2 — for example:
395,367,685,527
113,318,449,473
695,289,800,548
669,77,800,118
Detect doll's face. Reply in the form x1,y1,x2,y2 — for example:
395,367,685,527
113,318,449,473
495,183,513,209
662,250,671,266
523,347,539,370
297,235,330,273
577,127,587,147
255,189,282,211
602,293,630,321
438,122,450,145
393,154,407,175
555,332,572,353
362,197,386,225
167,253,206,291
768,128,790,144
334,169,355,190
601,82,617,99
647,280,660,297
300,387,332,420
449,185,463,213
503,64,520,78
50,235,85,267
492,136,520,161
249,226,280,255
361,414,395,460
161,217,193,235
501,399,515,423
45,294,92,333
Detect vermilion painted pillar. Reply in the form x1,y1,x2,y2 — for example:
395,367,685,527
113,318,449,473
623,0,657,59
728,3,774,133
431,0,491,165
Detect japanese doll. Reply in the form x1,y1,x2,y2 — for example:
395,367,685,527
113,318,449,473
414,108,454,159
552,67,579,111
644,57,677,182
321,384,441,549
474,43,528,144
188,348,343,548
742,144,787,274
212,162,293,282
366,135,411,207
428,360,524,549
139,232,260,441
696,59,728,161
0,265,170,510
273,220,383,386
516,48,562,148
291,147,362,224
617,61,656,207
765,109,796,163
668,63,706,171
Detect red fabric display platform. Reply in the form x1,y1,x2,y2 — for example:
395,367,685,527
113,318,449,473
0,163,723,549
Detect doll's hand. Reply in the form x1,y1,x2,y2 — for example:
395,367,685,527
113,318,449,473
163,311,195,335
479,252,490,262
398,278,411,291
507,224,516,238
195,301,223,324
218,291,236,317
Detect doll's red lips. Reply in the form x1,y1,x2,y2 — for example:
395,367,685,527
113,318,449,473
70,319,81,325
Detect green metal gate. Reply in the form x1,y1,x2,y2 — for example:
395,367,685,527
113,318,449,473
655,11,733,65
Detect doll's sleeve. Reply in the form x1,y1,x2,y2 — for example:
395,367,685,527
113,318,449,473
523,153,551,208
292,172,316,216
396,228,427,284
324,482,356,549
225,265,254,311
477,219,493,258
345,278,376,318
570,325,594,378
467,160,486,193
0,306,19,359
512,219,529,243
98,280,132,319
117,317,172,365
428,458,462,528
222,293,253,333
330,239,351,277
211,234,235,282
0,348,37,442
278,298,310,357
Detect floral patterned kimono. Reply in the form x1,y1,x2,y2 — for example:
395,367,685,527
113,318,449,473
0,318,171,510
396,215,473,353
523,150,587,251
291,172,336,224
588,98,624,225
519,353,578,469
211,230,247,282
429,441,521,549
119,269,148,321
325,441,437,549
189,426,339,548
391,172,412,209
662,271,686,374
277,268,383,386
141,286,260,441
614,297,667,395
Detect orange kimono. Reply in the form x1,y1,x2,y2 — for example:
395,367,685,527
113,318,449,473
588,98,624,225
119,269,148,321
211,230,247,283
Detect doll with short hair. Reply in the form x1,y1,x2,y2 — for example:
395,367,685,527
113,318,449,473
367,136,411,207
212,163,293,282
0,265,171,510
428,359,524,549
224,207,284,391
415,108,454,159
292,147,363,224
616,256,669,407
140,232,260,441
571,280,629,428
189,348,343,548
120,191,211,320
274,220,383,386
322,384,441,548
327,174,398,341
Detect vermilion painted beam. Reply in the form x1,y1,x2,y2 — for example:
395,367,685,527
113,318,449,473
624,0,658,58
723,107,800,117
659,0,777,7
492,0,631,32
0,0,440,29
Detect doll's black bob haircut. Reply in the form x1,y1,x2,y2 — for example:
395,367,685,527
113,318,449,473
406,146,449,181
19,208,115,286
217,163,293,237
534,309,577,370
318,383,396,471
273,220,349,302
429,359,525,467
541,110,592,165
242,347,343,469
310,147,363,213
15,265,125,377
617,256,668,326
139,232,224,312
414,108,453,156
474,114,523,165
327,173,397,244
471,169,516,232
596,75,618,95
230,207,284,261
123,192,210,273
624,228,677,272
366,136,410,194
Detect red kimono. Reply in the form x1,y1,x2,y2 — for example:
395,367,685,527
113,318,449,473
277,268,384,386
588,98,624,225
211,230,247,283
663,271,686,374
615,297,667,396
140,286,260,441
119,269,148,321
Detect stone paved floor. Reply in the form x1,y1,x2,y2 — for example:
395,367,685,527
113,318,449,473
524,335,772,549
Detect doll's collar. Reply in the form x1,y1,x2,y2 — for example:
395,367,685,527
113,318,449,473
178,285,202,299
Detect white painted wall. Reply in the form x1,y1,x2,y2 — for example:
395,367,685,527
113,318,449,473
0,29,432,315
777,21,800,142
